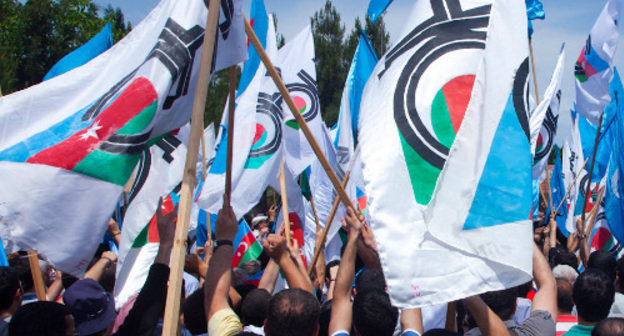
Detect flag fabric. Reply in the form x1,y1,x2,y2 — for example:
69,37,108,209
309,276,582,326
549,148,570,237
198,14,279,219
0,0,246,275
43,23,114,81
232,220,263,268
605,71,624,245
575,0,622,125
114,127,188,309
579,69,623,183
358,0,533,307
531,45,565,181
279,27,324,177
334,32,378,175
367,0,394,24
589,189,621,254
562,115,586,235
238,0,269,96
525,0,545,38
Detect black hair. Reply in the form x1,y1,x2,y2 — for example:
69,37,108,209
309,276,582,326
319,300,333,336
182,288,206,335
324,260,340,280
8,254,33,292
573,269,615,322
352,289,398,336
480,287,518,321
588,250,617,282
556,279,574,314
592,317,624,336
616,256,624,291
355,269,386,293
9,301,71,336
266,288,320,336
0,267,19,311
240,289,271,327
549,246,579,270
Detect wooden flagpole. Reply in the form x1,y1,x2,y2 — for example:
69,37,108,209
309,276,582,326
225,66,237,204
161,0,222,333
310,196,321,233
27,251,46,301
243,15,354,210
553,158,590,216
580,112,605,224
308,172,350,277
307,146,361,276
529,40,540,104
279,158,292,245
584,186,605,238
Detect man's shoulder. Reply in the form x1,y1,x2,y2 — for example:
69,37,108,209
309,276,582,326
513,310,556,336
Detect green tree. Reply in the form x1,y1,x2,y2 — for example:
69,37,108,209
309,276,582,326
0,0,131,94
344,14,390,65
311,0,346,126
103,5,132,43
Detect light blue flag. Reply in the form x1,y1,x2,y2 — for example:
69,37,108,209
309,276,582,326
605,70,624,244
525,0,545,39
579,69,622,182
237,0,268,96
367,0,393,24
532,178,540,221
43,23,113,81
334,32,378,146
548,148,570,237
0,239,7,267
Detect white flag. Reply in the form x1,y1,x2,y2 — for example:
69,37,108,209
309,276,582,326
0,0,246,275
358,0,532,307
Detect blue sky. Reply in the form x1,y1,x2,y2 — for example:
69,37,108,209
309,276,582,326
93,0,623,143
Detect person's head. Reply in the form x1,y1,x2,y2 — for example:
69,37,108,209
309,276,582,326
232,268,248,287
573,269,615,324
616,257,624,292
0,267,21,314
252,215,269,231
9,301,74,336
265,288,320,336
552,264,579,286
240,289,271,327
63,279,117,336
324,260,340,287
479,287,518,321
354,269,386,294
8,254,33,293
240,260,261,278
556,279,574,314
352,289,398,336
182,288,206,335
549,246,579,270
591,317,624,336
588,250,617,282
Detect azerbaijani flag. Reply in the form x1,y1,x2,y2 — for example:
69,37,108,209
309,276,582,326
357,187,367,217
232,221,263,268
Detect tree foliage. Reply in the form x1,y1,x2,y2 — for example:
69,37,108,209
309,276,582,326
0,0,131,94
311,1,390,127
311,0,346,126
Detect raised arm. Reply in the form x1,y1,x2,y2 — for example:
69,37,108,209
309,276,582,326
401,308,424,335
329,207,362,334
465,296,510,336
262,234,314,293
204,198,238,320
531,243,558,321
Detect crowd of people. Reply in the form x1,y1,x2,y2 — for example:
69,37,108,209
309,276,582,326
1,194,624,336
